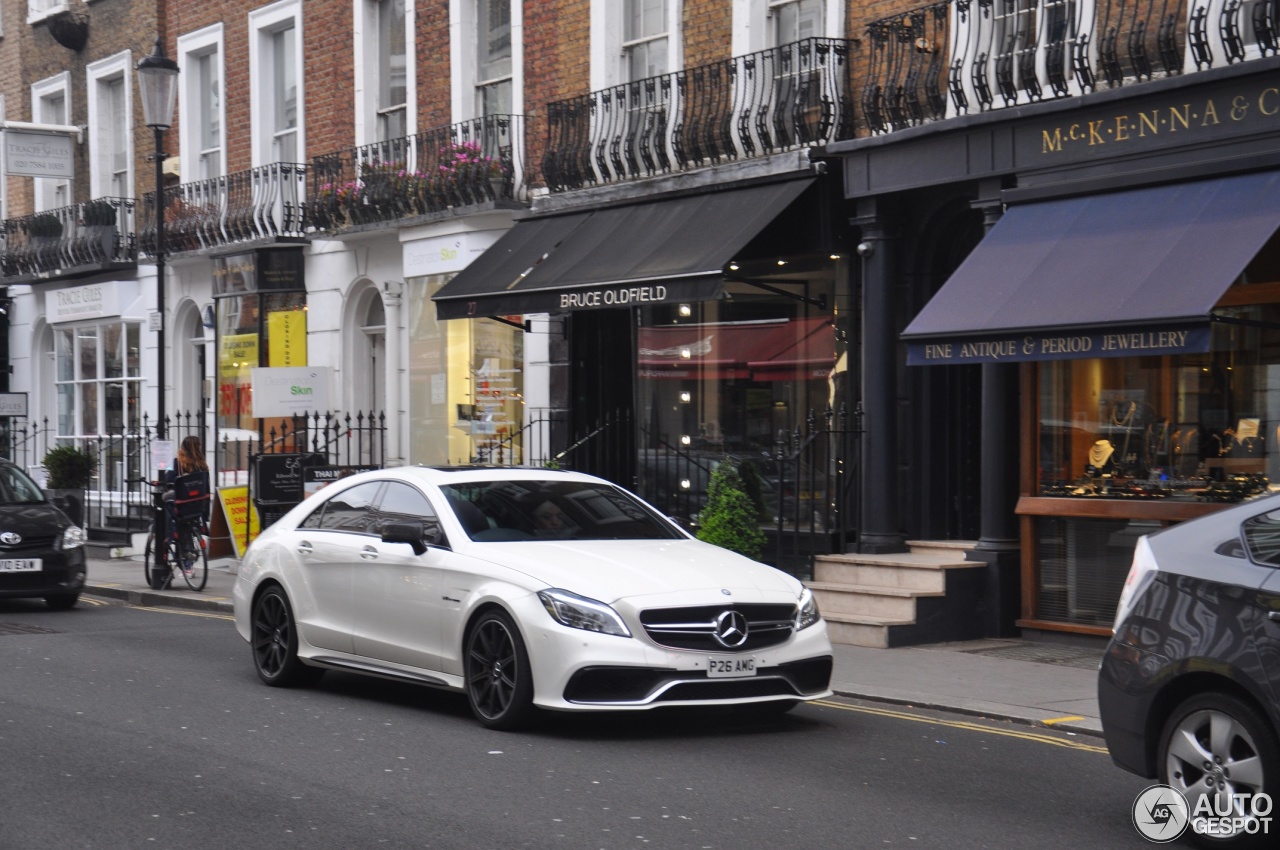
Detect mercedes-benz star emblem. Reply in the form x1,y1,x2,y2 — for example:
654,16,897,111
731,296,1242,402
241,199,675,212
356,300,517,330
0,532,21,545
713,610,749,648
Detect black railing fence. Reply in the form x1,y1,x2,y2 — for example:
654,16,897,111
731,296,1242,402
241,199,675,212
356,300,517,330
466,406,857,577
543,37,856,191
0,198,136,281
249,410,388,468
138,162,308,257
867,0,1280,134
0,410,384,540
308,115,525,232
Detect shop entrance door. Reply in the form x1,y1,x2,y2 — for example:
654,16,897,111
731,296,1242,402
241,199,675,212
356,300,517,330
568,309,636,488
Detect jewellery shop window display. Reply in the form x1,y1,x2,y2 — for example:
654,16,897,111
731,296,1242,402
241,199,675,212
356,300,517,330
1029,306,1280,628
1037,309,1279,506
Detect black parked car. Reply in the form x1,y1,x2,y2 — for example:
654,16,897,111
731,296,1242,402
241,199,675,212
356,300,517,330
1099,492,1280,848
0,460,87,609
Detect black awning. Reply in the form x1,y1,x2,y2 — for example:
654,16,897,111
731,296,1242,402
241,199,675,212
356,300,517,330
903,171,1280,365
433,178,814,319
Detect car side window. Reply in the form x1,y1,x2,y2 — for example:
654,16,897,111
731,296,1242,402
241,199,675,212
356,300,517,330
316,482,383,535
1242,508,1280,567
376,482,442,539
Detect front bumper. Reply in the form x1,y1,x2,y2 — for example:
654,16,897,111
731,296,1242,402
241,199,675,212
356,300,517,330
523,605,835,711
0,550,87,600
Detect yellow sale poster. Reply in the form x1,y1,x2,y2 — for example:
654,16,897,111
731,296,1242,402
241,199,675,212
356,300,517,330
217,485,262,558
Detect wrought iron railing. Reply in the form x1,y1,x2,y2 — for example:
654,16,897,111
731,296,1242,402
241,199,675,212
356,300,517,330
0,198,136,281
308,115,525,232
138,163,307,257
864,0,1280,134
543,37,856,192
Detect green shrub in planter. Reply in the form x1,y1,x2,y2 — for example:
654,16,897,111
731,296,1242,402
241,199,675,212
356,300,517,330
696,459,767,561
27,212,64,239
81,199,118,227
42,444,95,489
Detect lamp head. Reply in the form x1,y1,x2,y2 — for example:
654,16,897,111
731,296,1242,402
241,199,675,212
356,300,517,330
137,38,179,130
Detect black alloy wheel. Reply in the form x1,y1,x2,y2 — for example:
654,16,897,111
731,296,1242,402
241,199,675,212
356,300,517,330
465,609,536,731
251,585,323,687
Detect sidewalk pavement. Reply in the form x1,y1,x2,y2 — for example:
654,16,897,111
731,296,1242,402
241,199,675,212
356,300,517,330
82,554,1105,739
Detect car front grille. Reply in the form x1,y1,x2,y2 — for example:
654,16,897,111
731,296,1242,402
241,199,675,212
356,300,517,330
0,533,59,553
639,603,796,652
563,656,833,704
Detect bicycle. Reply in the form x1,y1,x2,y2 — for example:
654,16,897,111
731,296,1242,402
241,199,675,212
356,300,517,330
140,475,211,592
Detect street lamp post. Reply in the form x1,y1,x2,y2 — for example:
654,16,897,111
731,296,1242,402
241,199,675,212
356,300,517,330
137,39,178,590
136,38,178,442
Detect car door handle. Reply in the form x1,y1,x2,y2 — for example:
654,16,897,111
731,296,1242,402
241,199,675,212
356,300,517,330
1269,611,1280,622
297,541,313,555
360,545,379,560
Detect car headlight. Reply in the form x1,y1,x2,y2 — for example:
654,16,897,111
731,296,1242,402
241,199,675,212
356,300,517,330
538,589,631,637
59,525,87,551
795,586,821,631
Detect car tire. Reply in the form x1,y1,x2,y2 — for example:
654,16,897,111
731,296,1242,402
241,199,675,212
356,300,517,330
1159,692,1280,849
44,593,79,610
465,609,537,731
251,585,324,688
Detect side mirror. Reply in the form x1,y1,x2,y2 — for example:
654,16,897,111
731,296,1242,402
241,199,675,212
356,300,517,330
381,519,445,555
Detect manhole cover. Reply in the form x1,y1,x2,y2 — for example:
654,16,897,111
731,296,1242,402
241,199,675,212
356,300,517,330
960,641,1103,669
0,622,61,636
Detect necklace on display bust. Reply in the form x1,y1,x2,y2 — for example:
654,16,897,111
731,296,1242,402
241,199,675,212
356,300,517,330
1089,440,1115,468
1111,400,1137,428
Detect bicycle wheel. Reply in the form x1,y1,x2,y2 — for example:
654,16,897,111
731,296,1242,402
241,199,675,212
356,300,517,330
143,529,171,590
178,523,208,591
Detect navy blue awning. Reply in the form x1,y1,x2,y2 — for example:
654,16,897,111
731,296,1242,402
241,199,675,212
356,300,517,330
903,171,1280,365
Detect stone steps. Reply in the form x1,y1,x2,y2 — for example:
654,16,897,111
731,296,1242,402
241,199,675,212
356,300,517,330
810,540,986,648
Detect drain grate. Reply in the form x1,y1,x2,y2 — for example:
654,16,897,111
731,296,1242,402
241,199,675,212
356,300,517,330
959,641,1103,670
0,622,62,636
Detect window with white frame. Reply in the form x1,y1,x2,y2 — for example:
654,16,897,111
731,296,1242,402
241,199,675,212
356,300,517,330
477,0,512,116
88,54,133,200
55,322,143,440
32,75,72,211
272,27,298,161
624,0,668,81
27,0,66,21
770,0,823,45
377,0,408,139
179,26,226,181
249,2,303,166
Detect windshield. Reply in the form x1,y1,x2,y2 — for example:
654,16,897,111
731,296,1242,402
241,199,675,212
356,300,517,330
439,480,685,542
0,465,49,505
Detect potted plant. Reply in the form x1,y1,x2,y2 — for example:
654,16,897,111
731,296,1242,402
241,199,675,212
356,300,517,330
696,458,767,561
80,199,119,260
27,212,64,240
42,444,95,526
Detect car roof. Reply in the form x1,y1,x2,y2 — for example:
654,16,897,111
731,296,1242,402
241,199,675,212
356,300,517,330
336,465,608,488
1149,491,1280,549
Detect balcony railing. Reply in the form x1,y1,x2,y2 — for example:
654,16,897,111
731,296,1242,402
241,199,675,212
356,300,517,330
307,115,525,232
865,0,1280,134
138,162,307,257
542,38,855,192
1,198,136,282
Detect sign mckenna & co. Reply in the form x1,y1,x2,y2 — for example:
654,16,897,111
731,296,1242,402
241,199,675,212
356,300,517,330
1023,74,1280,164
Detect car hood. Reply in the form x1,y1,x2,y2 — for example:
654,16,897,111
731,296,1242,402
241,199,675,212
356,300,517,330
460,538,802,604
0,501,70,534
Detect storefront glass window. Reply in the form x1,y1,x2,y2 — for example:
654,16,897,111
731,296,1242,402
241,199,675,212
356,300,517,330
53,320,144,489
636,281,840,524
406,275,524,465
1037,304,1280,504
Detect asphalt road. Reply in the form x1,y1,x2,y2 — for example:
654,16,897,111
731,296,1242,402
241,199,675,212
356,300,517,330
1,596,1165,849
